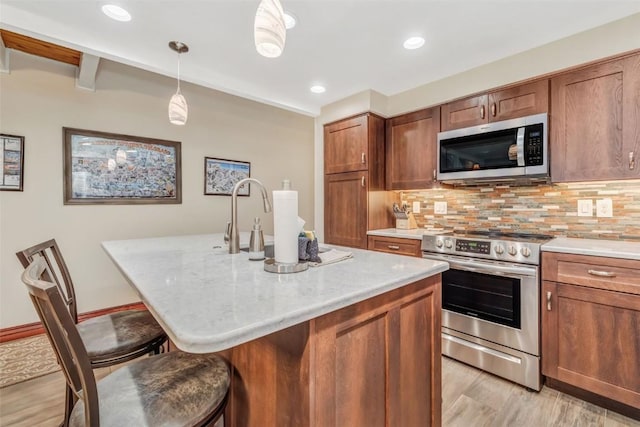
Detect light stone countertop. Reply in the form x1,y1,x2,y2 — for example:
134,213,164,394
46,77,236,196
102,233,448,353
541,237,640,260
367,228,450,240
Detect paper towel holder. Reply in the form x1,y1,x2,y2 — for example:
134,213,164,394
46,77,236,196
264,258,309,273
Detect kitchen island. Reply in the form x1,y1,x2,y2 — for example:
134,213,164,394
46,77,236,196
102,233,448,427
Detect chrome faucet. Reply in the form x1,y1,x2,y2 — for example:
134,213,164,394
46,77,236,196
228,178,272,254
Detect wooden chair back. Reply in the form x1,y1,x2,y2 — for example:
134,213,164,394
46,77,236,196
21,258,99,426
16,239,79,323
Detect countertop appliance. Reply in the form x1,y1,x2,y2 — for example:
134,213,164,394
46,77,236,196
437,113,548,184
422,230,553,390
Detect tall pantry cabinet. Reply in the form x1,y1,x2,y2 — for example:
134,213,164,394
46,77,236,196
324,113,395,249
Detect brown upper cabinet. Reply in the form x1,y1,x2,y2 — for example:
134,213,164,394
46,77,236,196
385,107,440,190
324,113,385,175
440,79,549,131
550,53,640,182
324,113,393,249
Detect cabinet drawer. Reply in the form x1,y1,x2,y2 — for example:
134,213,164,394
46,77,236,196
368,236,422,257
542,252,640,295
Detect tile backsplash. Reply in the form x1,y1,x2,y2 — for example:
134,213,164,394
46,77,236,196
402,180,640,241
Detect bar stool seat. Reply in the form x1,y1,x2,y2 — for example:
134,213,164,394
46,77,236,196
69,351,230,427
77,310,166,366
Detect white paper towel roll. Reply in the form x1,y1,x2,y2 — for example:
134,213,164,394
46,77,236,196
273,180,299,264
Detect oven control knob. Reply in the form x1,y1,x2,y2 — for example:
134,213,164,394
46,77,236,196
521,247,532,257
508,246,518,256
435,239,443,248
494,244,504,255
444,239,453,248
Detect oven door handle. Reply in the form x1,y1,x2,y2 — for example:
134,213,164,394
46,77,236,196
422,254,537,277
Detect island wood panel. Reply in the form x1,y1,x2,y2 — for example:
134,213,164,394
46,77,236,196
386,107,440,190
313,275,442,427
227,322,311,427
227,275,442,427
550,53,640,182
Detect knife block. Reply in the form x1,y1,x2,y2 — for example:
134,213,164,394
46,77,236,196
395,212,417,229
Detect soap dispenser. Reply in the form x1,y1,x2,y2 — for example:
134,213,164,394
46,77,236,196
249,217,265,260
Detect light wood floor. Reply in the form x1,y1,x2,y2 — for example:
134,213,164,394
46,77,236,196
442,356,640,427
1,356,638,426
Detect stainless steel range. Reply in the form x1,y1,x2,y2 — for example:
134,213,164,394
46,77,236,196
421,230,552,391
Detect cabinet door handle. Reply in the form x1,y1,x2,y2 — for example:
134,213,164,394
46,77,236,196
491,103,497,117
361,152,366,164
630,151,635,170
433,168,437,180
361,176,365,187
480,105,485,119
387,245,400,250
587,269,616,278
546,291,552,311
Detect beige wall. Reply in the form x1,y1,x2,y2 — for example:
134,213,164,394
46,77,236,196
0,52,314,328
314,13,640,240
387,12,640,116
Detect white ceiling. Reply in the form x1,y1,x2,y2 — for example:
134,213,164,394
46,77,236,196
1,1,639,116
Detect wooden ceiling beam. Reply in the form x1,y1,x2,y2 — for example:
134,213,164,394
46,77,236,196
0,29,81,66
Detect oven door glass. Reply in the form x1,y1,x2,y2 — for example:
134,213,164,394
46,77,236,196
442,268,521,328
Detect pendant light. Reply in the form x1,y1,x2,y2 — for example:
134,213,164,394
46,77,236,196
168,41,189,125
254,0,286,58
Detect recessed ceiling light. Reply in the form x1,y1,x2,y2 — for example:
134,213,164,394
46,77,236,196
403,36,425,50
101,4,131,22
283,11,297,29
310,85,326,94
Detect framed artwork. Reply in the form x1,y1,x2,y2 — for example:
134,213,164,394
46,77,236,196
1,134,25,191
204,157,251,196
63,127,181,205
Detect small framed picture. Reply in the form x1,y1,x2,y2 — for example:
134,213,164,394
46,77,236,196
1,134,25,192
204,157,251,196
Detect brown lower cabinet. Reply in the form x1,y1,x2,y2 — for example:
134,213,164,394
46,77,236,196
541,252,640,416
227,275,442,427
368,235,422,257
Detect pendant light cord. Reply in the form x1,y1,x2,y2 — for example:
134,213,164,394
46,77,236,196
177,53,181,93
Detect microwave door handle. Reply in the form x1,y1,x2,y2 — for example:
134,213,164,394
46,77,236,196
516,127,525,166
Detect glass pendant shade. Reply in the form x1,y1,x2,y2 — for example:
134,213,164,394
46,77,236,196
254,0,286,58
168,90,188,125
168,41,189,126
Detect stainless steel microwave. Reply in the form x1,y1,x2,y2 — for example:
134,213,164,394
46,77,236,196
437,113,548,184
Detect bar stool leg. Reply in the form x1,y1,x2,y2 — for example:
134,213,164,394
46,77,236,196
61,384,74,427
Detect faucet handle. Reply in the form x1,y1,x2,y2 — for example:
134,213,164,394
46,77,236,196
224,221,231,245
